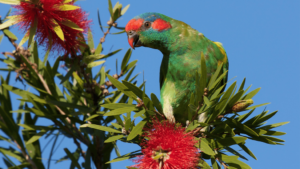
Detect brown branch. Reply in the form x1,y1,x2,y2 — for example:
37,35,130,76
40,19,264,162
4,36,90,146
216,157,228,169
136,98,165,119
14,140,38,169
100,26,112,44
73,138,86,159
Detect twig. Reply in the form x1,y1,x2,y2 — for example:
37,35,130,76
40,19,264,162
73,138,86,159
14,140,38,169
100,26,112,44
5,37,90,146
137,98,165,119
216,157,228,169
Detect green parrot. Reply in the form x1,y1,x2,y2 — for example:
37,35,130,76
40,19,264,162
125,13,228,124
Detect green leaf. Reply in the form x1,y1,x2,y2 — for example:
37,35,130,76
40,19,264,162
107,74,137,100
8,163,31,169
0,148,24,162
111,122,123,129
186,120,199,131
133,109,146,118
200,139,215,155
238,78,246,91
127,120,147,141
243,87,261,100
80,124,122,133
224,146,248,161
238,143,257,160
209,70,228,90
51,19,64,41
84,54,105,63
208,63,223,88
0,15,20,29
18,31,29,48
121,48,132,70
85,114,102,122
64,148,81,169
246,102,270,110
26,130,47,145
54,4,80,11
221,155,251,169
122,80,145,99
0,0,20,5
121,4,130,15
0,34,3,44
101,103,136,109
111,30,126,35
28,16,37,48
260,121,289,130
87,28,94,49
106,150,142,164
215,137,247,148
151,93,163,113
72,72,83,89
101,49,122,60
38,99,92,113
104,107,137,116
61,19,84,31
87,60,105,68
227,119,259,137
211,158,220,169
60,65,76,84
198,159,211,169
95,43,102,55
123,60,137,74
104,135,124,143
3,29,17,40
97,9,104,33
207,82,236,122
108,0,113,17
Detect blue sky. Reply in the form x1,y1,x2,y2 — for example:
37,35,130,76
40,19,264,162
0,0,299,168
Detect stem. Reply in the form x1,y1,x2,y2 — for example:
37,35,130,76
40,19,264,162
73,138,86,159
216,157,228,169
14,140,38,169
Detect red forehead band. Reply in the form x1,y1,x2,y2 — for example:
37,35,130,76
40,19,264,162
125,19,144,31
152,18,172,31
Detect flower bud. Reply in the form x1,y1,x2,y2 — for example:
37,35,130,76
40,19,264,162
105,81,112,87
103,89,109,96
232,99,254,112
107,20,113,26
112,74,119,79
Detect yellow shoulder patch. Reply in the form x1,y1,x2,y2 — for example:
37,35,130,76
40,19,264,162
213,41,227,63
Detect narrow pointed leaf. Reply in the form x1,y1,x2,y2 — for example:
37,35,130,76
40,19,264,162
104,135,124,143
54,4,80,11
51,19,64,41
104,107,137,116
0,15,20,29
61,19,83,31
0,0,20,5
80,124,122,133
3,29,17,40
127,120,147,141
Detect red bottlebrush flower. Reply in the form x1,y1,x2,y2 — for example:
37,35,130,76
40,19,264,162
132,119,200,169
13,0,90,54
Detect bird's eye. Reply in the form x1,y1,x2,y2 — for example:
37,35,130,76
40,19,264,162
144,21,151,29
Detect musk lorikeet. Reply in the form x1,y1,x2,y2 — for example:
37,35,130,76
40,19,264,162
125,12,229,124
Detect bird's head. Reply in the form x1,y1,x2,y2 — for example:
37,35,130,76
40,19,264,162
125,12,173,51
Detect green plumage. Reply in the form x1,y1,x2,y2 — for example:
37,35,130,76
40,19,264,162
127,13,229,123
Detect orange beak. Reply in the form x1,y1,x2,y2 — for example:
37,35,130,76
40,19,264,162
128,37,135,49
127,30,142,49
